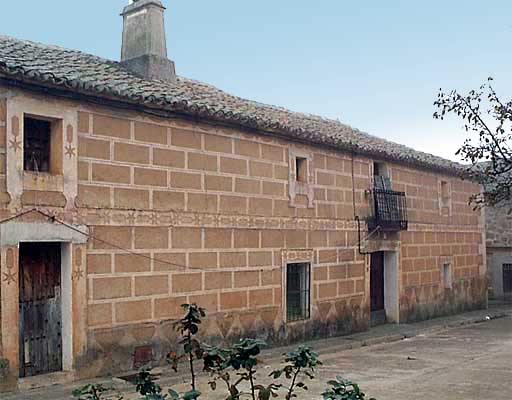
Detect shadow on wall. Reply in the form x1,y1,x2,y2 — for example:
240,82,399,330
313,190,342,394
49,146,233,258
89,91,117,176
400,276,488,323
74,298,369,380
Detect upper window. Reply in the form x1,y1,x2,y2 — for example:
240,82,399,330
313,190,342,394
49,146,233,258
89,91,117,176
286,262,311,322
440,181,450,203
288,149,314,208
373,162,388,177
373,162,391,190
23,116,62,176
295,156,308,183
439,180,452,214
24,117,51,173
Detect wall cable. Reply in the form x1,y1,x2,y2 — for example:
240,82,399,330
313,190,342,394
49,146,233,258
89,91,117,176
0,208,377,272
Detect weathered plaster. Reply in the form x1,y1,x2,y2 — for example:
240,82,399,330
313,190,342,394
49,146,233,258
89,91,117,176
6,92,78,211
0,222,88,388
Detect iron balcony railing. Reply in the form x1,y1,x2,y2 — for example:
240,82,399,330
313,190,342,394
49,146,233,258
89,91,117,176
368,188,408,232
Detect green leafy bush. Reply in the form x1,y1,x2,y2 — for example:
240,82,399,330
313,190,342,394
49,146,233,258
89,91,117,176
72,383,123,400
322,376,376,400
135,369,162,397
203,338,268,399
270,346,322,399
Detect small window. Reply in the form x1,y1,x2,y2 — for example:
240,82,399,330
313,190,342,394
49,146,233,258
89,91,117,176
443,263,452,289
295,157,308,183
286,263,311,322
373,162,391,191
24,117,51,173
373,162,389,178
440,180,451,208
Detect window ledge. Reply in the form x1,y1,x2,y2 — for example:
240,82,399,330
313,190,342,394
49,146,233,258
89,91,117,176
23,172,64,192
285,318,312,325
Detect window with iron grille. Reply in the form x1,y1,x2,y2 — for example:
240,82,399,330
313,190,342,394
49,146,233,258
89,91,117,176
24,117,51,173
369,188,408,231
286,263,311,322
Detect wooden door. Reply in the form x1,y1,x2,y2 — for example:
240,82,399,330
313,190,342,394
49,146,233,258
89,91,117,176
503,264,512,294
19,243,62,378
370,252,385,312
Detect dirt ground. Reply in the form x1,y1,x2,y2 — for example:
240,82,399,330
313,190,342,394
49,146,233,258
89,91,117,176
168,315,512,400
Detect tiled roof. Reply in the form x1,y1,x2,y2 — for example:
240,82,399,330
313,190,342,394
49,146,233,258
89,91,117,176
0,35,462,174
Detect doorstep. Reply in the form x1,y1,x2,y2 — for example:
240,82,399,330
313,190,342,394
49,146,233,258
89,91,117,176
18,371,75,392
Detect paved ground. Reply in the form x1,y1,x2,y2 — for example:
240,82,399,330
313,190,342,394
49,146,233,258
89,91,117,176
323,316,512,399
4,303,512,400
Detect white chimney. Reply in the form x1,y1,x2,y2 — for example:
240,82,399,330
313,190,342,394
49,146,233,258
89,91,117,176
120,0,176,83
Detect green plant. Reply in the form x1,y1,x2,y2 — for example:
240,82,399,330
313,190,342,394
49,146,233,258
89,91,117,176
322,376,376,400
73,304,377,400
203,344,237,398
135,368,162,397
203,338,267,400
227,338,266,400
168,389,204,400
167,304,205,400
0,358,9,378
72,384,123,400
253,383,281,400
270,346,322,399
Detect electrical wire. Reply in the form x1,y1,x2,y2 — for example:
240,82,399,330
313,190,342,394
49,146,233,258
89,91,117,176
1,208,378,273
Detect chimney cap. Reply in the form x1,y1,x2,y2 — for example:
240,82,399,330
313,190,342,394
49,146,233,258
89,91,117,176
122,0,166,15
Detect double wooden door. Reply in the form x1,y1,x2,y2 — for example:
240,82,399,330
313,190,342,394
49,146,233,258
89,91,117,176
19,243,62,378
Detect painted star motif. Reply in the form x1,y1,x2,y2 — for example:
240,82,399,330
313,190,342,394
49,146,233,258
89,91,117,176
2,270,17,285
65,145,76,158
99,210,110,224
72,268,84,282
9,138,21,152
126,212,136,225
149,212,158,225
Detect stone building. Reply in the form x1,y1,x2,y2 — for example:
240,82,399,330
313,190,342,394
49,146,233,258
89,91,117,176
485,204,512,300
0,0,486,391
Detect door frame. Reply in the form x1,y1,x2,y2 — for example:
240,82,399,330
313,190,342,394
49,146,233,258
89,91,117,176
19,242,63,377
368,250,400,324
0,220,88,386
383,251,399,323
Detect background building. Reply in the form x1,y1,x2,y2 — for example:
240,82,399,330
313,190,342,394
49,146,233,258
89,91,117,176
485,204,512,300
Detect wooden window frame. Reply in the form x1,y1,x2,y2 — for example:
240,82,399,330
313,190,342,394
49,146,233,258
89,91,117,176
288,148,314,208
23,114,63,176
439,179,452,216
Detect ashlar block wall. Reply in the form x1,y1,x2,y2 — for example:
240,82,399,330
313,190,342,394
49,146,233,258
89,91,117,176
0,88,486,380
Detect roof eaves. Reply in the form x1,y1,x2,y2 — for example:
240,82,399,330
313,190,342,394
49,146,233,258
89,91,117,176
0,62,466,178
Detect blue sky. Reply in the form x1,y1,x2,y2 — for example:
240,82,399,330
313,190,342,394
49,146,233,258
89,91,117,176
1,1,510,161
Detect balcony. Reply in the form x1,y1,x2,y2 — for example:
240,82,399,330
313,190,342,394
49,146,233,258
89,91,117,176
368,188,408,232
